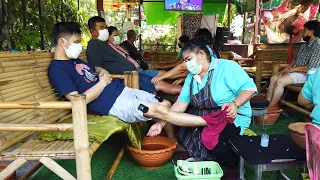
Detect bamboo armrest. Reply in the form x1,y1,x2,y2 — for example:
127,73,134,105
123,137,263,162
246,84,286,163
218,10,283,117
0,102,72,109
233,58,255,61
0,123,73,132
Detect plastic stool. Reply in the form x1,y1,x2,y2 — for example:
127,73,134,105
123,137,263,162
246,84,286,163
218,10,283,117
250,99,269,130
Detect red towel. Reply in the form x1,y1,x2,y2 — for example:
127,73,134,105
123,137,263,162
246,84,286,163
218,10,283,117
200,108,235,150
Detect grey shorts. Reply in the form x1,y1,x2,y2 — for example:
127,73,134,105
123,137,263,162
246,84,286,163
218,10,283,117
109,87,159,123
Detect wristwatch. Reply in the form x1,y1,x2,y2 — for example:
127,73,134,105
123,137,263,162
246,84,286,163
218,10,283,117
232,100,240,109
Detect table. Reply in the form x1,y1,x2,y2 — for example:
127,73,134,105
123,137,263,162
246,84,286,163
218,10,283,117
230,134,306,180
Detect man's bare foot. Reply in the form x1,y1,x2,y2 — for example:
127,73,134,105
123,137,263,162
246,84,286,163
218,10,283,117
146,122,164,137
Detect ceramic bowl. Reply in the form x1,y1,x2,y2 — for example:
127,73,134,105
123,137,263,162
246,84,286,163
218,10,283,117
128,136,177,169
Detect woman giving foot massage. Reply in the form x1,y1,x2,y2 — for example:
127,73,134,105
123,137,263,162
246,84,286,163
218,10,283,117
143,37,257,169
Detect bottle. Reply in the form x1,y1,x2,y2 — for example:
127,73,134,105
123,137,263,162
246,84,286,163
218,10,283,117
260,134,269,148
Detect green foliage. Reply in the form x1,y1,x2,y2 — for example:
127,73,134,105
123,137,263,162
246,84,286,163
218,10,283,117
142,26,177,52
1,0,96,51
221,4,237,28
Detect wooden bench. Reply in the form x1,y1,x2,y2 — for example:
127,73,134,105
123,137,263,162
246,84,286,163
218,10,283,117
0,52,140,180
229,48,300,92
143,52,178,65
280,84,312,116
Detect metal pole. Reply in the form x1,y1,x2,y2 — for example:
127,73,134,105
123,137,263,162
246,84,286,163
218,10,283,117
38,0,44,50
242,12,247,44
253,0,260,48
138,0,142,51
227,0,231,30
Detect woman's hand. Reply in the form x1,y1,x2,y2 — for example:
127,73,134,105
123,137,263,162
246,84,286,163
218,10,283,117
221,102,238,119
172,77,185,85
151,75,163,84
278,68,290,76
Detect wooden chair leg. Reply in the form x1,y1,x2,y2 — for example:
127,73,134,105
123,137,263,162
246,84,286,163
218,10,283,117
18,162,43,180
0,158,27,179
39,157,76,180
106,145,126,180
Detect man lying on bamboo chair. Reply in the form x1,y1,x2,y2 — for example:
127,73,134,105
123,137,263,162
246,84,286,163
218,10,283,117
265,20,320,121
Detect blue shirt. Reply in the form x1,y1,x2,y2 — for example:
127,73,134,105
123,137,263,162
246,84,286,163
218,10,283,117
178,58,257,135
48,59,125,115
302,68,320,126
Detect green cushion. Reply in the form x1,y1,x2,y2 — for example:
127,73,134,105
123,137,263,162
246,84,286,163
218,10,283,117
36,115,129,143
35,115,149,149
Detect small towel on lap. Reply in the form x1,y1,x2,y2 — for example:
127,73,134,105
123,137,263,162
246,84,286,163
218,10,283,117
201,110,235,150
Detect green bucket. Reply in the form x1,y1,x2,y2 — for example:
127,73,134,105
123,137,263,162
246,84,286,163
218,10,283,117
174,160,223,180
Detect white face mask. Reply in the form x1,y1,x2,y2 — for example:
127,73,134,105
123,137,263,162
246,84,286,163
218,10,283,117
97,29,109,42
113,36,121,45
186,56,202,75
62,39,82,59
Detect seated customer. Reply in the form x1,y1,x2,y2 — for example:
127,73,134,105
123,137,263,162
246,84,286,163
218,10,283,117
107,26,166,78
86,16,181,95
120,29,180,70
298,68,320,126
266,20,320,120
49,22,174,124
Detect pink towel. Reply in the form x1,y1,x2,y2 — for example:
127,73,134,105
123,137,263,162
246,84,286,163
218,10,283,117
200,109,235,150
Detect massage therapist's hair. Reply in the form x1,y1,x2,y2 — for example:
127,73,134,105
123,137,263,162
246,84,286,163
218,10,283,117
179,35,189,43
107,26,118,36
87,16,105,30
52,22,81,45
304,20,320,38
194,28,213,45
182,37,211,61
194,28,220,58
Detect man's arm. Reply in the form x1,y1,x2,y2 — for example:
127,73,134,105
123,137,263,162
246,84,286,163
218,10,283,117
290,66,308,73
95,67,109,74
65,73,112,104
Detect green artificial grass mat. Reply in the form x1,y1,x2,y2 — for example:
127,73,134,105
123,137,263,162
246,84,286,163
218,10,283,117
31,112,305,180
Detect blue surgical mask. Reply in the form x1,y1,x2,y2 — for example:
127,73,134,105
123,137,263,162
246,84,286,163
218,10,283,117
186,57,202,75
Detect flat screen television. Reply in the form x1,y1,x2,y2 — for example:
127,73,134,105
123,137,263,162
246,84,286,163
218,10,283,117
165,0,203,11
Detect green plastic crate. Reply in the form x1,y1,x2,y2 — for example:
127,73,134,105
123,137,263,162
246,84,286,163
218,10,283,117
174,160,223,180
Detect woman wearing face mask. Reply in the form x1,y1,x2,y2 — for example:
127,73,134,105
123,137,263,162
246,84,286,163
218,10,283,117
147,38,257,168
107,26,122,46
265,20,320,120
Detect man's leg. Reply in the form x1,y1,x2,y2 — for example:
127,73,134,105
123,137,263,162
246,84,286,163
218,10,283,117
143,103,207,126
270,74,294,104
154,81,182,95
267,75,280,102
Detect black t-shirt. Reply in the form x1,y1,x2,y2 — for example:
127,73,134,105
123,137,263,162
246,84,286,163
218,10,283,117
120,40,148,70
87,39,136,74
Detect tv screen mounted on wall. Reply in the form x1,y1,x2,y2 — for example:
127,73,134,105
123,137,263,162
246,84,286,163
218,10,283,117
165,0,203,11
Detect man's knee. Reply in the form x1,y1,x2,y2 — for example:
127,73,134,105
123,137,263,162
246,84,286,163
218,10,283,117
160,99,171,108
275,78,288,87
